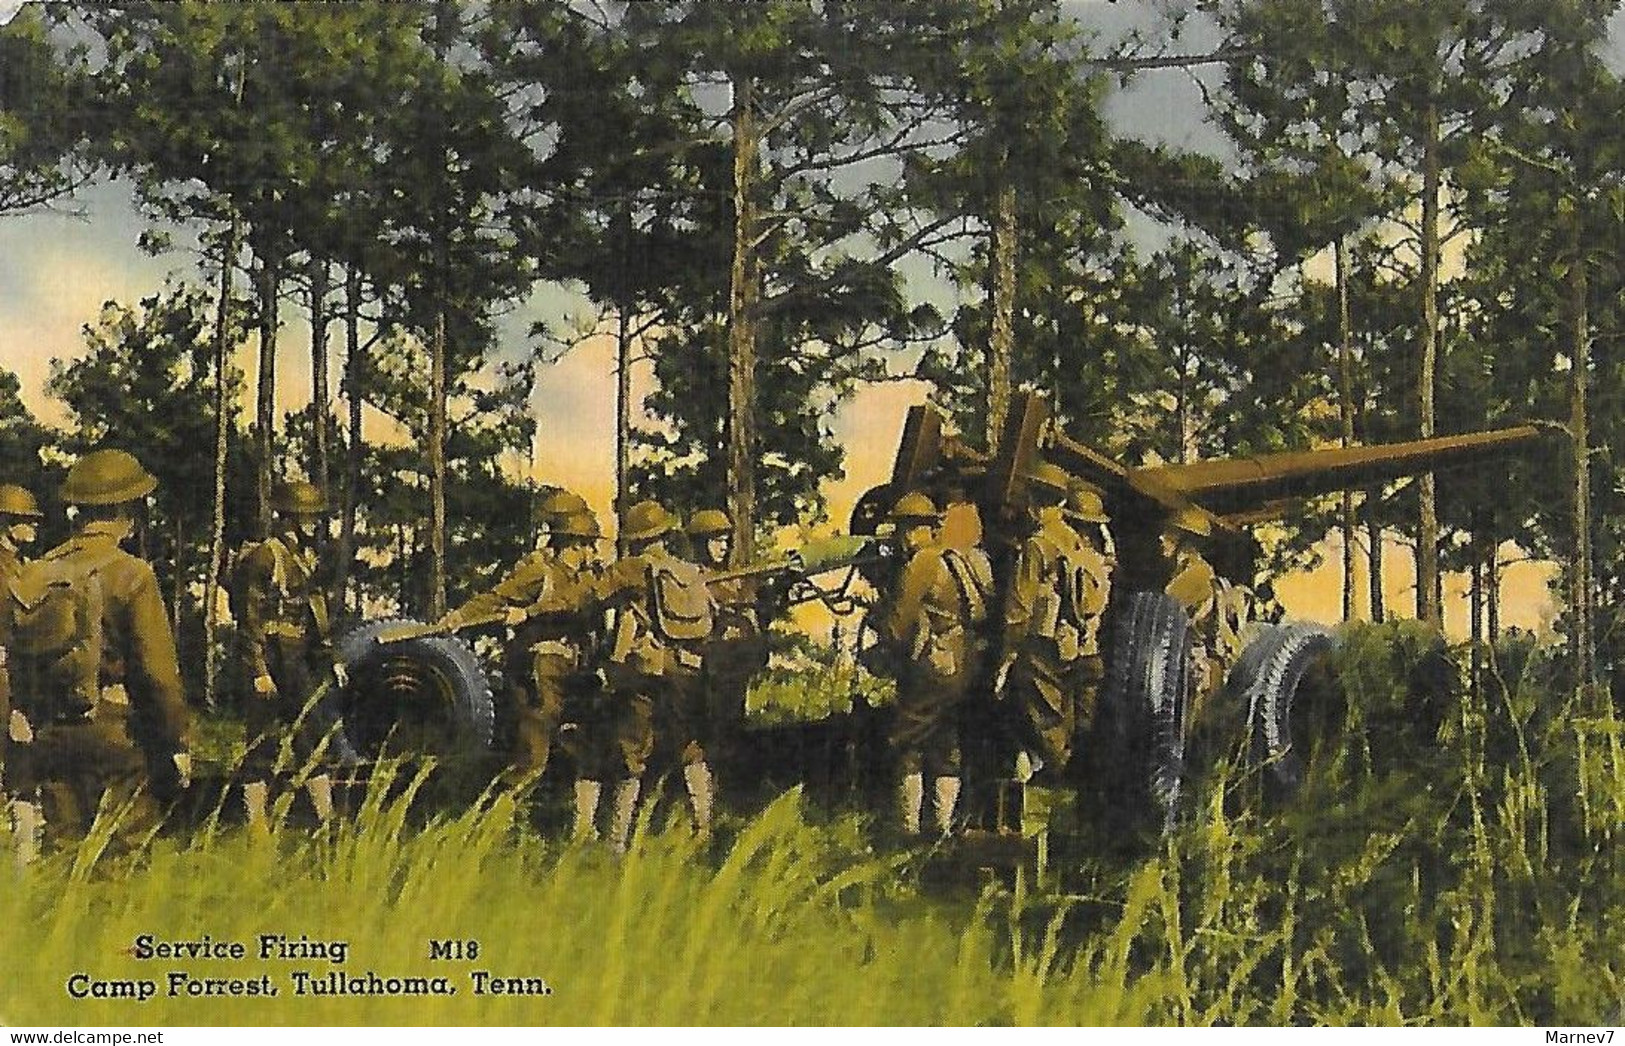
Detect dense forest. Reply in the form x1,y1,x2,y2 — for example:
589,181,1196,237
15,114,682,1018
0,0,1621,710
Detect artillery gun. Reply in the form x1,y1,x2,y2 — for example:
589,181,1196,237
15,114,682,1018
831,389,1541,841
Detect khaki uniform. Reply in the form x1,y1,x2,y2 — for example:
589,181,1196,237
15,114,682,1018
701,573,770,758
0,541,21,789
1003,509,1111,771
444,545,600,778
8,520,192,836
595,546,711,777
234,533,335,770
1166,546,1252,700
876,541,993,777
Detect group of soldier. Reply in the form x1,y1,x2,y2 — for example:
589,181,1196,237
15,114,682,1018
0,439,1249,866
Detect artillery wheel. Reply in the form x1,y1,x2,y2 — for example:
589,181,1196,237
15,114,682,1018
333,617,497,761
1228,623,1338,796
1096,590,1193,833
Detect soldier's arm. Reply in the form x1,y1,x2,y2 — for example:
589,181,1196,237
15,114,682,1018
591,557,644,609
121,561,193,758
882,551,937,648
442,554,546,628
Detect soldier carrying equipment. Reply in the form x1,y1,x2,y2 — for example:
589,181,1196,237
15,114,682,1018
869,492,994,836
437,504,606,797
230,479,341,827
588,499,717,849
997,472,1113,779
0,483,41,814
3,449,191,859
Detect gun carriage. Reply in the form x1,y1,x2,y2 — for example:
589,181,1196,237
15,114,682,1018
302,389,1539,848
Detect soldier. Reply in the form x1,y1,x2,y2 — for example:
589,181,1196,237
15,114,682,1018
0,484,41,591
686,509,772,761
1162,508,1252,702
4,449,191,857
438,504,605,797
0,483,41,855
870,492,993,837
996,473,1113,781
232,479,340,827
589,499,715,850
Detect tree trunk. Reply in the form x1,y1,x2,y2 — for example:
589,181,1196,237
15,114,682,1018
726,73,761,567
171,513,185,640
1366,499,1385,624
254,239,281,540
1569,252,1594,700
203,212,241,710
1469,515,1484,704
616,297,632,557
987,157,1016,453
429,309,448,619
1336,237,1357,622
1415,99,1442,628
337,266,364,613
308,259,331,500
1487,544,1500,643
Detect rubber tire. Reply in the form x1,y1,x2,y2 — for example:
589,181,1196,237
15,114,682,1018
1099,590,1194,833
1229,622,1336,795
332,617,497,760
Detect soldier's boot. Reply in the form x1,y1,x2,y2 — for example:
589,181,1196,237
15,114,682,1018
609,778,641,854
306,774,334,823
682,760,714,836
242,780,271,833
10,798,43,871
572,780,602,842
933,775,961,836
899,772,925,836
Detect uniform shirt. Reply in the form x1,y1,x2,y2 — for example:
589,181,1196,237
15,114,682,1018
597,543,711,673
235,532,331,680
880,541,993,676
36,519,191,757
1004,508,1111,657
445,545,599,634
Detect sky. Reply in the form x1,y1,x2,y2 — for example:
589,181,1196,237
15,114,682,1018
0,0,1602,639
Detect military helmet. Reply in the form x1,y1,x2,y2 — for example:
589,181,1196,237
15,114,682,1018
271,479,329,516
552,509,602,540
61,449,157,506
1166,505,1213,538
1063,482,1108,524
0,484,42,519
535,487,589,523
1024,462,1072,498
685,508,732,538
890,491,940,523
621,499,677,542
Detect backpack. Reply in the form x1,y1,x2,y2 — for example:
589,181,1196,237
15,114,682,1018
648,558,715,643
4,547,119,718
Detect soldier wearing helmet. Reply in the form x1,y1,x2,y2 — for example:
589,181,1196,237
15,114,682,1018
585,498,716,850
438,489,606,801
4,449,191,857
231,479,340,827
0,483,42,593
686,508,774,764
996,470,1114,783
1162,508,1253,704
868,491,993,836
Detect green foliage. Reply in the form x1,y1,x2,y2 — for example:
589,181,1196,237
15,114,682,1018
6,626,1625,1025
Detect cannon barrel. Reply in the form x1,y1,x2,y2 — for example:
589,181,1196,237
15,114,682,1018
1133,424,1543,520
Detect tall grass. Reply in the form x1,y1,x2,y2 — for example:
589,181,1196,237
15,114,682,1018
2,620,1622,1025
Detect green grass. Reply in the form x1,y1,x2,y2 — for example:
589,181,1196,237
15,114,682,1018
2,621,1622,1026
